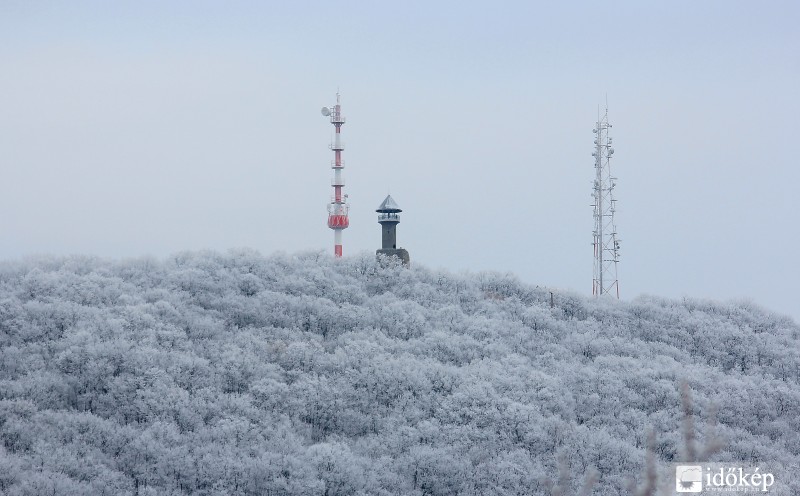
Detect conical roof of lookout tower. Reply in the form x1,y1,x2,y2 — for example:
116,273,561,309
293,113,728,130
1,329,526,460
376,195,402,213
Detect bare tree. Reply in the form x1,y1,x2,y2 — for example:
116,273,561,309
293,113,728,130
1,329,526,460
628,381,724,496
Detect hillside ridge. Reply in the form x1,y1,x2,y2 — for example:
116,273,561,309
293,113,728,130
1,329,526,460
0,250,798,495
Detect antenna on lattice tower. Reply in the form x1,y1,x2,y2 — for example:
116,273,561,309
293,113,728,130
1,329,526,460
591,105,621,298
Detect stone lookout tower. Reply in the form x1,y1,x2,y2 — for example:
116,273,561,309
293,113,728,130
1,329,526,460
376,195,410,266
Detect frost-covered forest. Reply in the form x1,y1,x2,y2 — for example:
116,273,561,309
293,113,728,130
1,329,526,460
0,250,798,495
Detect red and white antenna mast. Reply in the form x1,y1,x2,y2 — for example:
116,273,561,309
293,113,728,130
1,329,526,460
321,93,349,257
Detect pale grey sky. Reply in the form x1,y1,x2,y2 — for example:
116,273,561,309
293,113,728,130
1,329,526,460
1,1,798,320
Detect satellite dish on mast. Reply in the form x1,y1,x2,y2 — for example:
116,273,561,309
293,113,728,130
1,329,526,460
321,107,331,116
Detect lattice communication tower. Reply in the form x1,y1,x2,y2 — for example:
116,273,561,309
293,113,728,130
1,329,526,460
592,108,620,297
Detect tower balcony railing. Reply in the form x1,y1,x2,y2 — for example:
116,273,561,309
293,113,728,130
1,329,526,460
378,213,400,222
331,160,344,169
331,177,345,187
329,143,345,151
330,115,345,124
328,202,350,217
